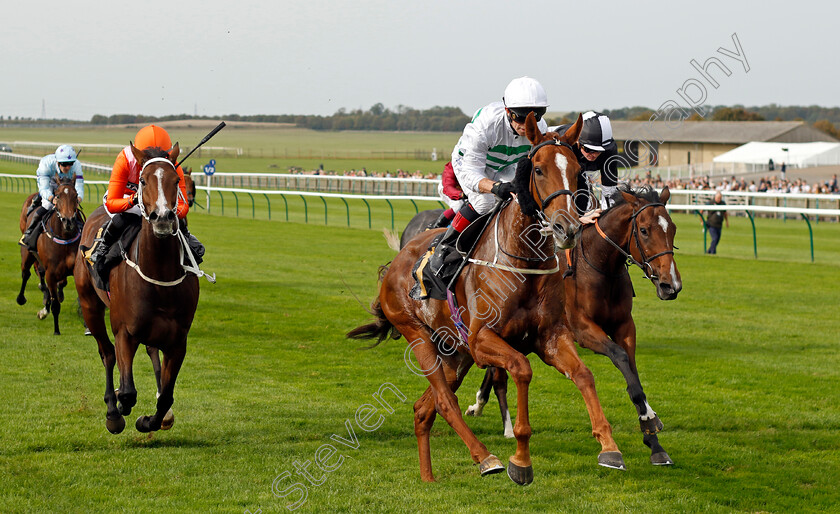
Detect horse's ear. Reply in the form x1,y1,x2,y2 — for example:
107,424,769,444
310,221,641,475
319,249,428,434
130,143,146,165
660,186,670,205
620,189,637,206
170,143,180,164
184,166,191,176
524,112,542,145
562,114,584,144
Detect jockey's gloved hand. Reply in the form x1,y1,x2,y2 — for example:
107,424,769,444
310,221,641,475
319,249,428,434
490,181,515,199
130,194,138,206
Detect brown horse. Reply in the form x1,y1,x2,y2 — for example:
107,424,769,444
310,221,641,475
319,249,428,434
17,177,84,335
75,145,200,434
465,185,682,465
350,114,625,485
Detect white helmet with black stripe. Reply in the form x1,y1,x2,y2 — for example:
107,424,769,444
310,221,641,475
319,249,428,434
579,111,615,152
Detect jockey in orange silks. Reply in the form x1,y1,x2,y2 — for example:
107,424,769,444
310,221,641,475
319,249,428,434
85,124,204,273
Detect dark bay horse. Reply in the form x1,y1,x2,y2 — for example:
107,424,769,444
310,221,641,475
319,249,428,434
75,144,200,435
465,185,682,465
17,177,84,335
350,114,625,485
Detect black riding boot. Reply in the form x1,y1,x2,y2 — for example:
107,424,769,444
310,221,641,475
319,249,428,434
84,214,126,267
426,210,452,230
427,224,460,275
179,218,205,264
19,206,48,252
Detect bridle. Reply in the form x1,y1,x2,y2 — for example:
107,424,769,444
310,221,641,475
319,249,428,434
497,137,577,263
527,138,576,211
591,201,674,280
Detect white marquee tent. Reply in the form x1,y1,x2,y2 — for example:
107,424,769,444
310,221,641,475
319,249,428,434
713,142,840,168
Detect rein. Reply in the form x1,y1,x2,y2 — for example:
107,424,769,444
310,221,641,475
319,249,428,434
125,156,216,286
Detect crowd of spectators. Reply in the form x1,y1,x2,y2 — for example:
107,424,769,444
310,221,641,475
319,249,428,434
287,164,839,194
625,172,839,195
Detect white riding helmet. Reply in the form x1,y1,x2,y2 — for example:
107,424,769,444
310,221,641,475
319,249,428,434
503,77,549,109
55,144,77,164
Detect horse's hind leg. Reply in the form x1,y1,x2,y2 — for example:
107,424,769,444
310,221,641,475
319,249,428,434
536,328,624,471
407,331,497,482
464,368,494,417
17,251,36,305
146,346,175,430
137,343,186,433
46,271,62,335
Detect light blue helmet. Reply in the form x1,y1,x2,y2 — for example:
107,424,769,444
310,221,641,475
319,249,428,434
55,144,77,164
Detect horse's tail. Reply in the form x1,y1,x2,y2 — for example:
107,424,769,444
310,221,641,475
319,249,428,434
382,228,400,252
347,275,401,347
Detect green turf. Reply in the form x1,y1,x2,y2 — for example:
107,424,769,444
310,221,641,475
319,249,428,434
1,189,838,513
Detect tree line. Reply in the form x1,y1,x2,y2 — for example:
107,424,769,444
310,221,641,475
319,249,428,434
2,104,840,137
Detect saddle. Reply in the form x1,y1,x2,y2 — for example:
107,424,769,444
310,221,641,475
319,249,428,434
409,209,496,301
79,220,141,292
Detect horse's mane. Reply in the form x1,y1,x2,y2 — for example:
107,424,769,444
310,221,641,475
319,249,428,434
142,147,171,160
605,184,661,212
512,158,540,217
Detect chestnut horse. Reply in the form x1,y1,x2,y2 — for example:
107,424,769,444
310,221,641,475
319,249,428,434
17,177,84,335
75,145,200,434
350,114,624,485
465,185,682,465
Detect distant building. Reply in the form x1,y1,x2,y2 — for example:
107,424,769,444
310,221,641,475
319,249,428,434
609,121,839,168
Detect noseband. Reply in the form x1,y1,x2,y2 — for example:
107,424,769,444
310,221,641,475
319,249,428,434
594,202,674,279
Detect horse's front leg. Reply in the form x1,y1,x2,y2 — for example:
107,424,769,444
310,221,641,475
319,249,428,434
472,327,534,485
535,326,625,471
612,321,672,465
115,331,140,416
146,346,175,430
137,343,186,433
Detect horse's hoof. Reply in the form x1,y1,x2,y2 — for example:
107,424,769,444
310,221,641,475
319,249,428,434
598,451,627,470
464,405,481,416
135,416,158,433
16,295,26,306
506,460,534,486
53,331,60,336
651,451,673,466
478,454,504,476
160,409,175,430
640,415,664,435
106,416,126,434
37,309,48,320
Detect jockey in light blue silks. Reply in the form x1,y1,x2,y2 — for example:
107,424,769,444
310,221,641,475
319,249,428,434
19,144,84,252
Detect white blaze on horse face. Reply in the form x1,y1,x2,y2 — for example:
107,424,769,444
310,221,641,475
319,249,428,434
154,169,168,214
658,215,670,235
554,153,570,209
670,262,682,290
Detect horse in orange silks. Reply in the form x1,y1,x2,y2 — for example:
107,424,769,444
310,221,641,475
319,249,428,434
350,114,627,485
75,145,203,435
17,176,84,335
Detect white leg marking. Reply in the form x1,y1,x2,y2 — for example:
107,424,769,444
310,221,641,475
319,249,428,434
640,400,657,420
464,390,486,416
503,409,514,438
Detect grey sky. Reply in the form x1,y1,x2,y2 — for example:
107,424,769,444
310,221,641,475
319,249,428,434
3,0,838,121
